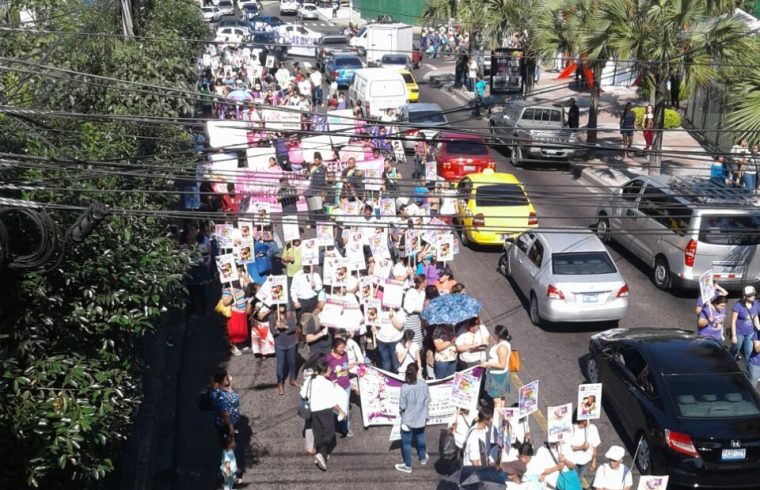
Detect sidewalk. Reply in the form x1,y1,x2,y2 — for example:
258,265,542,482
316,6,362,27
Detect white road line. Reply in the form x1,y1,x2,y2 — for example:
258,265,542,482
423,63,437,71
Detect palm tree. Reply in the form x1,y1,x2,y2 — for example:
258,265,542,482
728,67,760,145
586,0,751,174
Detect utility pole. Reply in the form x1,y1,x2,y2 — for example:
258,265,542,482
121,0,134,37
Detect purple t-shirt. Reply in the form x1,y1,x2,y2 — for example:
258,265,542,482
698,305,725,341
326,352,350,389
749,331,760,367
732,301,759,336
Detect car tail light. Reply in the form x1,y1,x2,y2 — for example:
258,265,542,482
486,161,496,169
547,284,565,300
406,129,420,138
684,239,697,268
528,211,538,226
665,429,699,458
616,284,629,298
441,161,451,170
472,213,485,228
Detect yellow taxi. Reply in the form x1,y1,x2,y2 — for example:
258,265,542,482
454,169,538,246
397,69,419,103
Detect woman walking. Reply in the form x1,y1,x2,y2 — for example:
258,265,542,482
269,304,299,395
480,324,512,409
395,363,431,474
697,296,728,344
326,338,353,437
301,358,347,471
248,289,275,357
222,281,250,356
642,105,654,152
619,102,635,158
731,286,760,370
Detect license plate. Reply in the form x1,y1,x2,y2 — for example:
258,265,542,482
582,294,599,303
464,165,476,172
722,448,746,461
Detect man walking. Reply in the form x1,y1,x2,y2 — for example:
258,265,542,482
568,98,580,130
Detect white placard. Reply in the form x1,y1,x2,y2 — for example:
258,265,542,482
577,383,603,421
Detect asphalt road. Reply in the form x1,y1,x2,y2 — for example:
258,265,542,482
173,5,709,490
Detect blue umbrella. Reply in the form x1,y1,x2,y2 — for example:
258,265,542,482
421,293,481,325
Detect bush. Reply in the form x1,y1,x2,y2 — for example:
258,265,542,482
631,106,682,129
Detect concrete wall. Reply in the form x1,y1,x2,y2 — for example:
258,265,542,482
352,0,426,25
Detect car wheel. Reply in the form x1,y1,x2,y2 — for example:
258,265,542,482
529,292,542,326
460,225,470,248
510,145,522,167
653,256,671,291
497,254,510,277
586,356,600,383
595,214,611,243
635,434,654,474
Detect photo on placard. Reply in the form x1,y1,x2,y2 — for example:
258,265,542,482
323,256,339,285
379,198,396,216
215,253,239,282
268,275,289,305
547,403,573,442
333,260,349,287
238,220,254,241
237,239,254,264
436,234,455,262
519,380,539,417
215,224,235,249
359,276,374,304
282,217,300,243
637,476,669,490
576,383,603,421
381,279,404,308
364,300,381,327
373,256,393,280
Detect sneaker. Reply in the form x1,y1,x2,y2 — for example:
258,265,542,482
241,346,251,353
346,430,354,438
315,454,327,471
420,455,429,465
231,346,242,356
394,463,412,474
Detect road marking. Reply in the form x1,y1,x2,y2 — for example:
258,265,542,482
423,63,437,71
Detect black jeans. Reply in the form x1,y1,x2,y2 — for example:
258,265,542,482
312,408,337,458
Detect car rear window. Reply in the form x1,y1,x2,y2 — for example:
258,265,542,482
335,57,362,68
474,184,528,207
446,140,489,155
699,215,760,246
409,111,446,124
219,1,232,6
382,55,407,64
552,252,617,275
400,73,414,84
665,373,760,418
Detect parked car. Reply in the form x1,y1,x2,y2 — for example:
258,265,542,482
279,0,299,15
397,69,418,103
397,103,448,151
237,0,260,9
432,131,495,181
200,5,222,22
454,170,538,247
241,3,261,20
489,100,579,166
216,0,234,16
500,230,629,325
297,3,319,19
378,53,412,71
217,19,253,32
595,176,760,291
586,328,760,487
316,35,352,67
324,52,364,87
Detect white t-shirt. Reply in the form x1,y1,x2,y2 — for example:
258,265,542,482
533,443,573,489
300,375,341,412
376,311,403,343
568,423,601,465
448,411,475,448
396,341,419,373
309,71,323,88
456,324,491,364
592,463,633,490
462,426,487,466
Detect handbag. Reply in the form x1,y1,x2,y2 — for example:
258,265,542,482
215,299,232,318
297,379,313,419
439,428,459,461
508,350,521,372
547,442,582,490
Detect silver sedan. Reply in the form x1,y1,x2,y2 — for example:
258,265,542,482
498,230,629,325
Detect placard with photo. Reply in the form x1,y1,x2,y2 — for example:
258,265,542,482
215,253,239,282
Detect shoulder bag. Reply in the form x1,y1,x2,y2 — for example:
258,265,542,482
297,378,313,419
215,299,232,318
508,349,521,372
547,442,582,490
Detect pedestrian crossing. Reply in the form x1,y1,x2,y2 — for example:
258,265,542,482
301,22,331,27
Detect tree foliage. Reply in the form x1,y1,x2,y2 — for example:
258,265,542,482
0,0,205,488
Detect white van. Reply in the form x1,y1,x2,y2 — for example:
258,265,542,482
348,68,407,119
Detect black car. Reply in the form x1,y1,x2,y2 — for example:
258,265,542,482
247,31,288,62
587,328,760,488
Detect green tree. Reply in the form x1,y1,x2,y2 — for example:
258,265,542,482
0,0,206,488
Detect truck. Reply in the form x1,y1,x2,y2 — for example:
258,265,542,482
488,100,580,167
349,23,413,67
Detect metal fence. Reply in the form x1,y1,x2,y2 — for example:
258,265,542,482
684,83,736,153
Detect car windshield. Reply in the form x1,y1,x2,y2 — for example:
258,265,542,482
698,214,760,246
409,111,446,124
552,252,617,275
243,5,258,10
446,140,489,155
382,56,407,64
474,184,528,207
664,373,760,418
335,57,362,68
219,1,232,6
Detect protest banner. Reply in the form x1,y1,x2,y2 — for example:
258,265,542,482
345,239,366,271
203,153,239,193
262,108,301,131
206,120,253,150
238,220,254,241
637,476,669,490
323,256,339,286
451,371,481,412
577,383,603,421
246,146,278,170
519,380,539,417
215,254,239,283
300,136,335,163
326,109,356,146
301,238,319,266
357,158,384,191
320,299,344,327
331,258,350,287
381,279,404,308
265,55,275,68
547,403,573,442
316,222,335,247
358,366,483,428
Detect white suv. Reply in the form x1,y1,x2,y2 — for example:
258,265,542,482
280,0,299,15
